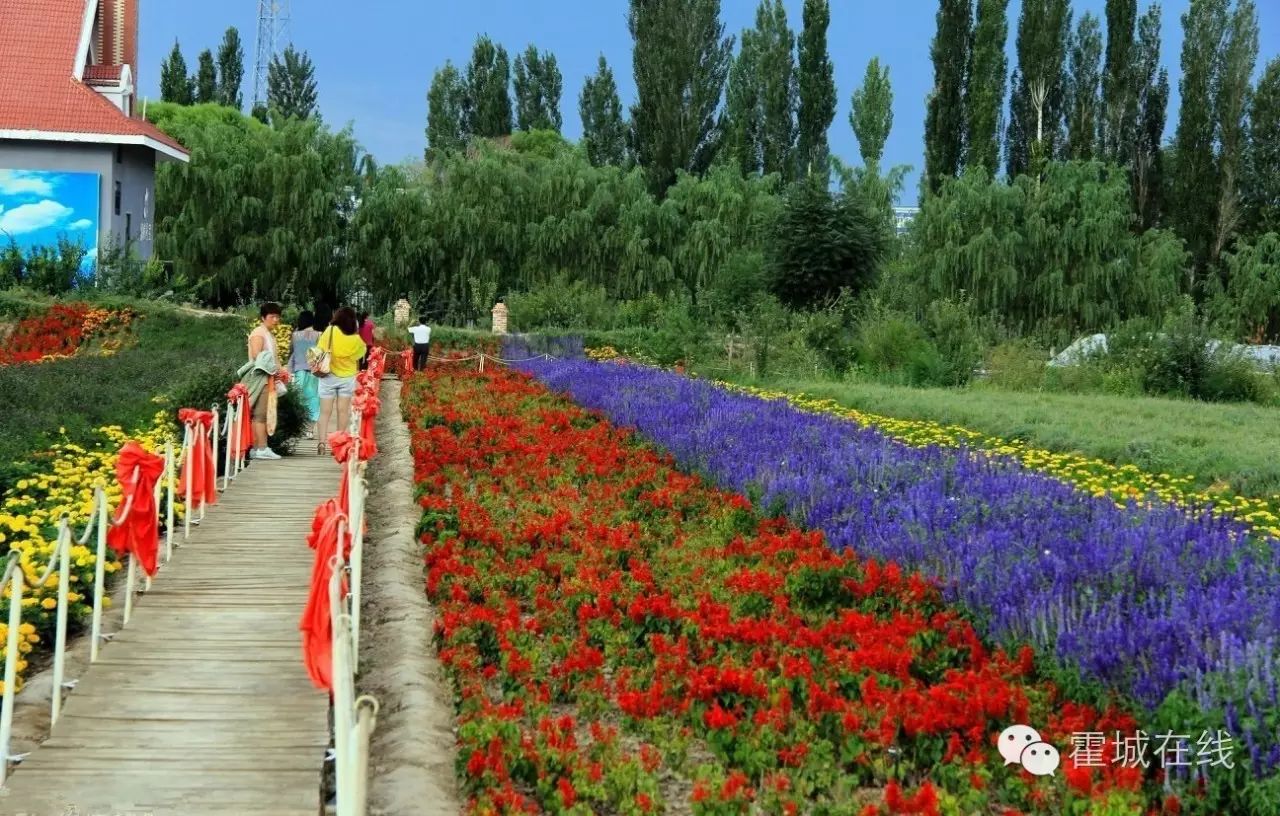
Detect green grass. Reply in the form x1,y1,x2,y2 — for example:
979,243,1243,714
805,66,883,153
721,375,1280,497
0,294,248,494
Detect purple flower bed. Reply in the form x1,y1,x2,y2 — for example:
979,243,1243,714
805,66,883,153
517,358,1280,776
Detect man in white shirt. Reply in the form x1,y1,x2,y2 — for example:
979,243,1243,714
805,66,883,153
408,317,432,371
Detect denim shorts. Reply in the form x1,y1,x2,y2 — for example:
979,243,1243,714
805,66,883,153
317,374,356,399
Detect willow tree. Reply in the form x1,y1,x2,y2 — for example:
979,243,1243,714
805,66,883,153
352,143,780,314
148,102,360,306
912,161,1187,340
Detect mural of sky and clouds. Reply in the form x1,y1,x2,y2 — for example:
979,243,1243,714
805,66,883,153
0,169,99,273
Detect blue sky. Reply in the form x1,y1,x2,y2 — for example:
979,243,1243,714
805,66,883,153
0,170,99,271
139,1,1278,204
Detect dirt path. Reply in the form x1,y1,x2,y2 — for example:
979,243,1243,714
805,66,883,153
361,379,462,815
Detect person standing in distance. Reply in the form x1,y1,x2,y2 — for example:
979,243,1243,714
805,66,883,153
408,316,432,372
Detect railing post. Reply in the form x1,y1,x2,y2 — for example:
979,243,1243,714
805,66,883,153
210,403,221,495
221,400,234,491
330,519,353,816
166,438,176,562
233,398,244,479
182,425,194,541
51,519,72,726
350,474,365,673
123,555,136,626
90,486,108,663
0,554,24,786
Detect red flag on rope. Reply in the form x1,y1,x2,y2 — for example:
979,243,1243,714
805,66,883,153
226,384,254,459
300,499,350,690
105,442,166,577
177,409,217,510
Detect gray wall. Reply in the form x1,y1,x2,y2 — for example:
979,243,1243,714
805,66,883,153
113,144,157,259
0,138,158,266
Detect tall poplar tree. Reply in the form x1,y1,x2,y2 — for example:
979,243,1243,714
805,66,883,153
1065,13,1102,160
923,0,971,194
724,1,797,180
466,36,514,138
1006,0,1072,177
796,0,836,181
195,50,219,105
851,58,893,169
1101,0,1137,162
160,40,193,105
723,31,762,176
427,61,469,161
1212,0,1258,262
1132,4,1169,229
629,0,734,194
1170,0,1229,270
965,0,1007,175
216,27,245,110
755,0,798,180
580,56,629,167
1243,57,1280,235
513,46,563,132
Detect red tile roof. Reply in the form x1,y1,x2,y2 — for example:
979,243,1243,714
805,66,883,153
83,64,123,84
0,0,187,158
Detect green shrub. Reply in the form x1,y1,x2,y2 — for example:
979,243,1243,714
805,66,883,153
802,308,856,375
704,250,768,330
984,340,1047,391
922,297,987,386
855,309,945,386
506,275,611,331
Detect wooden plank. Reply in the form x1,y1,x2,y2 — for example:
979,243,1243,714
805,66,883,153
0,455,333,816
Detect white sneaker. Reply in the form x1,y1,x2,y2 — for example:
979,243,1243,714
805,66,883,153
252,448,282,460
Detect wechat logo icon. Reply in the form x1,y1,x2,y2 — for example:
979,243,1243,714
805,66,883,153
999,724,1061,777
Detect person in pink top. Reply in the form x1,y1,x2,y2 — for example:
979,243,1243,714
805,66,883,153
357,312,375,370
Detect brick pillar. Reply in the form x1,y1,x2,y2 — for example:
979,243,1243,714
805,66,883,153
491,303,509,335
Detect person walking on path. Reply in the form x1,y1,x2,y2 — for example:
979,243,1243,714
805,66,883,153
314,307,367,456
289,310,322,436
357,312,375,371
408,316,432,372
243,302,285,460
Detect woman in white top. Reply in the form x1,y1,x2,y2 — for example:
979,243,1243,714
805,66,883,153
408,317,432,372
245,302,282,459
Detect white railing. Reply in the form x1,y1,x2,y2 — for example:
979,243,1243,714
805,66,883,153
327,402,374,816
0,402,229,787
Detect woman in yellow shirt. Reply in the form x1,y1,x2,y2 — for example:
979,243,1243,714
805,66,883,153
315,306,367,454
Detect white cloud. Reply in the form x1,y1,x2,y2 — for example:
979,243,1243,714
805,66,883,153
0,200,73,235
0,170,55,198
69,219,93,230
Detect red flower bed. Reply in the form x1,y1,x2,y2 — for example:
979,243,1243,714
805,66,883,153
0,303,134,366
405,365,1154,815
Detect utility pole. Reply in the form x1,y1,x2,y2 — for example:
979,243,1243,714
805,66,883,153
253,0,291,110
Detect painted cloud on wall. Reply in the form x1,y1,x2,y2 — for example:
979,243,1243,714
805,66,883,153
0,169,99,275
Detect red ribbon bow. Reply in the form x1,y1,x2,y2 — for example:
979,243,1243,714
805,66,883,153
226,385,254,458
299,499,351,690
105,442,166,577
177,409,218,510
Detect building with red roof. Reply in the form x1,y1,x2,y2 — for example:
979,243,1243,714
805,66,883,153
0,0,188,264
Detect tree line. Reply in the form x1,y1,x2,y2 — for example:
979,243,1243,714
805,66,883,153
160,29,319,122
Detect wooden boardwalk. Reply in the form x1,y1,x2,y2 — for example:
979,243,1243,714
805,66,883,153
1,453,338,816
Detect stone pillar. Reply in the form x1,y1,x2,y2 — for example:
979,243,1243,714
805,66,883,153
491,302,509,335
393,299,411,327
